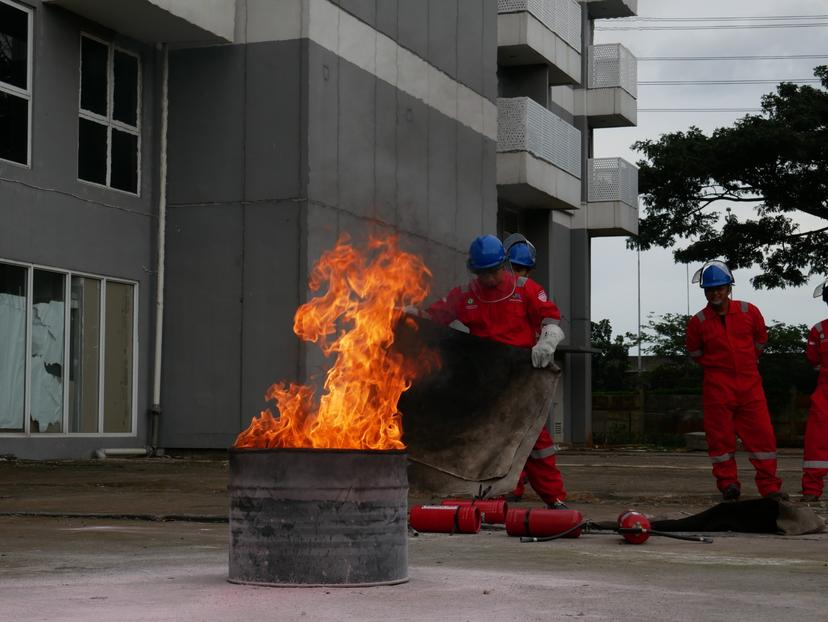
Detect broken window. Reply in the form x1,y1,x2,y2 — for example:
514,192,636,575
0,263,26,432
0,261,137,437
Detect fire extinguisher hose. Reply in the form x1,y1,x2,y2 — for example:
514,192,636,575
519,521,588,542
617,527,713,543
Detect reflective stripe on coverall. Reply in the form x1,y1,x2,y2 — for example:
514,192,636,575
427,274,567,503
686,300,782,496
803,320,828,497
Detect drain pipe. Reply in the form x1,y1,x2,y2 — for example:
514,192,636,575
149,43,169,452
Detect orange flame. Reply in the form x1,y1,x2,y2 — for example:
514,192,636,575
234,235,435,450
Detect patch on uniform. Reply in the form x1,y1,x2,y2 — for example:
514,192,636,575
538,290,548,302
467,298,474,305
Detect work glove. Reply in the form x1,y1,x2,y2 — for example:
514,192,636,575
531,323,564,368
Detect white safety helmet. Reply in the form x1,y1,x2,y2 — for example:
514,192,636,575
814,277,828,302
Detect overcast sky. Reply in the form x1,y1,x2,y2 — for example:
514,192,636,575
591,0,828,344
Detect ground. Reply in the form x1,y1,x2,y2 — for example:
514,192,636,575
0,449,825,622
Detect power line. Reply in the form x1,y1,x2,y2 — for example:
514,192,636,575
638,54,828,62
616,15,828,22
639,78,822,85
596,23,828,31
639,108,763,113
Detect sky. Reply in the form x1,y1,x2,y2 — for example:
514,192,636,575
590,0,828,345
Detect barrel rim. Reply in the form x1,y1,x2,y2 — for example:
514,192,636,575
226,576,410,588
229,446,408,456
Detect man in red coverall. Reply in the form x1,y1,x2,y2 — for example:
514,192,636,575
426,234,568,508
686,260,784,501
802,278,828,502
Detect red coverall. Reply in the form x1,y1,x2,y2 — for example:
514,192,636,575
803,320,828,498
686,300,782,496
427,273,566,504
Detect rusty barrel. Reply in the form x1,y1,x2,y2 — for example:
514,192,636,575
228,447,409,587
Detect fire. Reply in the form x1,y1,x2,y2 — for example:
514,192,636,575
234,235,435,450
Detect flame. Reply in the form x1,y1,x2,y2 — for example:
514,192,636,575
234,235,435,450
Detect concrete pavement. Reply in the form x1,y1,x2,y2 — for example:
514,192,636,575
0,450,825,622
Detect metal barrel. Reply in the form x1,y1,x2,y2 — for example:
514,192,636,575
228,447,409,587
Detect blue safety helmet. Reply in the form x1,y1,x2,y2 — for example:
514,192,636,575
508,241,536,268
692,260,735,289
503,233,537,268
467,235,506,271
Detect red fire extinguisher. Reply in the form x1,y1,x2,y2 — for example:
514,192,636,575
409,504,482,534
441,499,509,524
505,508,584,540
617,510,651,544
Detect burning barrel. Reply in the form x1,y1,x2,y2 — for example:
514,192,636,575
228,447,409,587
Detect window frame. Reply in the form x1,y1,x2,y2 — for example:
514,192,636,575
0,257,139,438
0,0,33,168
77,32,142,196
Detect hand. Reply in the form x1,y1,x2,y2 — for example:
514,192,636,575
531,341,555,368
531,323,564,368
402,305,422,317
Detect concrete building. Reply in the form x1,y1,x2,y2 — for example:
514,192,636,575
0,0,637,459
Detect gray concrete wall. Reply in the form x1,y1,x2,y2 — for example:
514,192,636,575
304,38,496,302
338,0,497,103
163,40,306,448
0,3,154,459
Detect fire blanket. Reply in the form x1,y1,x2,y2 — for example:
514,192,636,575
394,315,560,499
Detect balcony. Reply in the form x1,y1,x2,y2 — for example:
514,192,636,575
576,44,637,127
44,0,235,44
497,0,582,85
586,158,638,236
497,97,581,210
585,0,637,19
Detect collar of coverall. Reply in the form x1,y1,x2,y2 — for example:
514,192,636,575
705,298,737,316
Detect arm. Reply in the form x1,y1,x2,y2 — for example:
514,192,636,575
524,279,564,368
806,324,821,369
425,287,463,326
686,315,704,366
750,304,768,359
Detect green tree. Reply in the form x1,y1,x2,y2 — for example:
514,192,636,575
764,321,809,354
632,312,690,357
631,66,828,289
591,319,631,391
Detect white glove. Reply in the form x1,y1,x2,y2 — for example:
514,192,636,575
531,323,564,368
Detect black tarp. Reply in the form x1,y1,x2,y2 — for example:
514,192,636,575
593,498,825,535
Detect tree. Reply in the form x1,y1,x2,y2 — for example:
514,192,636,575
633,312,690,358
764,322,809,355
591,319,631,391
632,66,828,289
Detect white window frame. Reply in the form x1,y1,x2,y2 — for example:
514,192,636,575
0,0,33,168
77,32,142,196
0,258,139,438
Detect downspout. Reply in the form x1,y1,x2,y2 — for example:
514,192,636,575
149,43,169,452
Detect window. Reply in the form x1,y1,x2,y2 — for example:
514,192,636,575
0,260,137,437
78,35,140,194
0,0,32,166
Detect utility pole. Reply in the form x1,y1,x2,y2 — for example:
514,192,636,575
637,246,642,373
